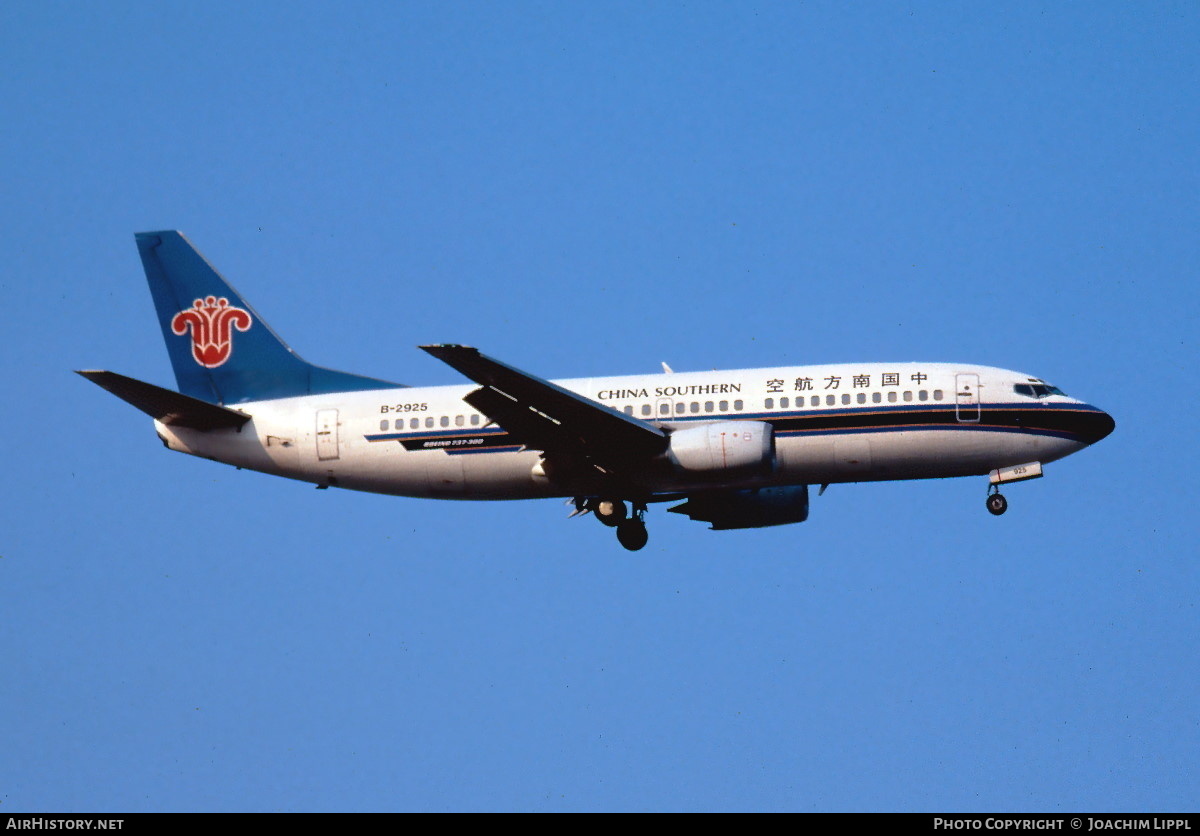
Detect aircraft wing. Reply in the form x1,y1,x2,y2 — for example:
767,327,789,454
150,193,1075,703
419,345,668,470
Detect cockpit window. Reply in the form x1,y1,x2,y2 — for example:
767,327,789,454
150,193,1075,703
1014,383,1067,399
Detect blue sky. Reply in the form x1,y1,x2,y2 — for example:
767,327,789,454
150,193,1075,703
2,1,1196,812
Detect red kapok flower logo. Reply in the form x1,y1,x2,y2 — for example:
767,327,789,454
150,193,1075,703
171,296,252,368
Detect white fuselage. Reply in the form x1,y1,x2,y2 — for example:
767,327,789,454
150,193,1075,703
153,362,1110,502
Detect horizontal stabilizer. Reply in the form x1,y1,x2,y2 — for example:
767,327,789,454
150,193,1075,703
77,370,251,431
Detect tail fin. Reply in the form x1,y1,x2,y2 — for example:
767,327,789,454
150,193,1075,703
136,231,400,404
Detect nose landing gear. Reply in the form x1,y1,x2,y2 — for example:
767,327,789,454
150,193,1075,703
984,461,1043,516
986,489,1008,516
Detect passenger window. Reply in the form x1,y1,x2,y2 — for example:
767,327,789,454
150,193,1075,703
440,415,449,427
734,399,743,411
812,396,820,407
765,398,774,409
642,404,652,416
841,394,851,405
659,402,670,415
857,393,866,404
379,420,389,431
624,405,633,416
780,397,789,409
903,391,913,402
919,390,928,402
455,415,464,426
470,414,480,425
872,392,881,403
690,402,700,414
704,401,714,413
888,391,897,403
826,395,835,406
675,402,686,415
719,400,729,412
933,390,943,401
410,417,419,429
425,417,434,428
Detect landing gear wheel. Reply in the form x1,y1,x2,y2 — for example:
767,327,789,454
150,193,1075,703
986,493,1008,516
593,498,627,527
616,520,649,551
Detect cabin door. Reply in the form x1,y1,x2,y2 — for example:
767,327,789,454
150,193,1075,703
316,409,340,460
955,374,981,423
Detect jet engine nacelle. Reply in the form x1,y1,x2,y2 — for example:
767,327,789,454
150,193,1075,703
668,485,810,530
667,420,775,475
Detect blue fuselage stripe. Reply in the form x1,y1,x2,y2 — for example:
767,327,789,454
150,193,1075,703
363,402,1107,453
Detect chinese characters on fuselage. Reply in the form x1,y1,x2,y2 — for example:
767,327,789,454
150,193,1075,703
780,372,928,393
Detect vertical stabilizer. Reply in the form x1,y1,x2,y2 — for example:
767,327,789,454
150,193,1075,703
136,231,400,404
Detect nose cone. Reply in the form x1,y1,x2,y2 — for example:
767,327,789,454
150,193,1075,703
1076,406,1116,444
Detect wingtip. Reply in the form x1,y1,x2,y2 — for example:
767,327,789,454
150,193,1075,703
419,344,477,357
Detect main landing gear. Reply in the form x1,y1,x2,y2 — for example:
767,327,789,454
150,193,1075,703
616,516,649,551
574,497,650,551
593,498,627,527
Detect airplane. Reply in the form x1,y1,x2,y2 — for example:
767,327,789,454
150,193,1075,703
79,231,1116,551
